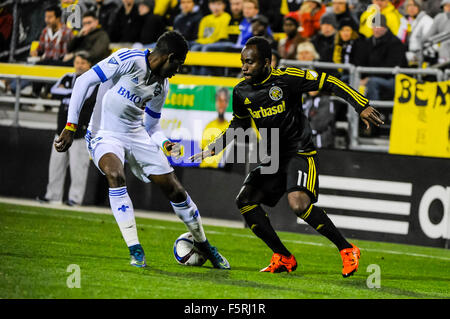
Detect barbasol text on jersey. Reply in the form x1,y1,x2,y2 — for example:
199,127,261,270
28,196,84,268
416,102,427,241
117,86,142,104
247,101,286,119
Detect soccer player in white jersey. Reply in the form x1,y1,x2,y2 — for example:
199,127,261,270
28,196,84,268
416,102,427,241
54,31,230,269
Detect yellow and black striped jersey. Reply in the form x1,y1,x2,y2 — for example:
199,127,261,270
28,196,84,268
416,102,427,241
207,67,369,156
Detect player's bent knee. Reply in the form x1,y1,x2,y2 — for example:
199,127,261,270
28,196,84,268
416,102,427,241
288,192,311,217
104,170,126,188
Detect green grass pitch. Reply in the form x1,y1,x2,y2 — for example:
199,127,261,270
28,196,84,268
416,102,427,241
0,202,449,299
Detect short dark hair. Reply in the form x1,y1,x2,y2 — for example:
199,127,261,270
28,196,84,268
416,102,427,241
245,36,272,63
45,5,62,18
82,11,98,20
75,50,92,64
154,31,188,60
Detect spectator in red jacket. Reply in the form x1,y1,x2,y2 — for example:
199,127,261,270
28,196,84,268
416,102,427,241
31,5,73,63
297,0,327,38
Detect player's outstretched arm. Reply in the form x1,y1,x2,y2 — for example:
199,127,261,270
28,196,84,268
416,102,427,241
55,69,101,152
317,72,384,129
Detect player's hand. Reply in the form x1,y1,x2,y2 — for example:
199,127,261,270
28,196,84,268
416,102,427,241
188,149,215,163
360,106,384,130
167,142,185,159
54,129,75,152
162,141,184,159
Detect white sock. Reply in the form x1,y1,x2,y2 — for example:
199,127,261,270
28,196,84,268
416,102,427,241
109,187,139,247
171,193,207,243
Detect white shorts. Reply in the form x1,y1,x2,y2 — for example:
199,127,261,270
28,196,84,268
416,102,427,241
86,128,173,183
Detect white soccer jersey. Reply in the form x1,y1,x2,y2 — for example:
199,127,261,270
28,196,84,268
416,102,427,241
68,48,169,138
93,48,169,133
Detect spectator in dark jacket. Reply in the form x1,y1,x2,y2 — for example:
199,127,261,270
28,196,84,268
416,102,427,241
137,0,166,46
360,14,408,101
95,0,119,34
108,0,143,43
311,12,338,75
332,17,366,82
65,11,110,64
258,0,284,31
173,0,203,44
330,0,359,30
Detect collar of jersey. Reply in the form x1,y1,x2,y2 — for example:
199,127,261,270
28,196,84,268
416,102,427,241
252,67,273,86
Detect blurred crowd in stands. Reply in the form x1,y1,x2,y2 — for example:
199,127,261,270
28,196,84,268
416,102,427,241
1,0,449,81
1,0,449,144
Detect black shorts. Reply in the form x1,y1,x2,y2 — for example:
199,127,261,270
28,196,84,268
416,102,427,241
243,153,319,207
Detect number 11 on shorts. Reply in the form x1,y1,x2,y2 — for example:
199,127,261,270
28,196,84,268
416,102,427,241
297,170,307,188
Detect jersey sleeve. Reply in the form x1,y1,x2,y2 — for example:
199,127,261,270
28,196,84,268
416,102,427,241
285,67,369,114
67,49,143,125
66,68,102,125
91,48,139,83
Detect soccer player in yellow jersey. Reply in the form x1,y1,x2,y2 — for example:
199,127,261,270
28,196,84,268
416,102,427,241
193,0,231,46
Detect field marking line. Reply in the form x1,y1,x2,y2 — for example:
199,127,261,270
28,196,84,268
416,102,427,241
1,197,450,262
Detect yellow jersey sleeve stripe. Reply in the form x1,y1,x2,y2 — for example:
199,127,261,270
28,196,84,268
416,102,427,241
327,76,367,107
327,76,368,104
285,68,305,76
318,73,326,90
285,70,305,78
328,75,368,103
286,67,305,75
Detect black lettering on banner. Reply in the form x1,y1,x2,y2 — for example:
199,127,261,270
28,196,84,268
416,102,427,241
435,84,450,108
414,83,428,107
398,78,412,103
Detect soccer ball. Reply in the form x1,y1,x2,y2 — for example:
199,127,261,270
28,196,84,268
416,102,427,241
173,232,207,266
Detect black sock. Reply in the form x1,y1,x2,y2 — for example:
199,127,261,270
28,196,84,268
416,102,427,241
299,204,352,251
240,205,291,257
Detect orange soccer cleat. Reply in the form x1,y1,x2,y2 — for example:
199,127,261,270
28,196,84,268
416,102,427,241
260,253,298,273
340,243,361,278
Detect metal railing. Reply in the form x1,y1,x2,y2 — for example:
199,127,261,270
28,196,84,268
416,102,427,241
349,66,444,151
0,74,59,127
1,60,447,151
445,69,450,81
280,59,445,152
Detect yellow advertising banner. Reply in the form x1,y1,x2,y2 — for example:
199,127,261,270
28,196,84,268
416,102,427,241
389,74,450,158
